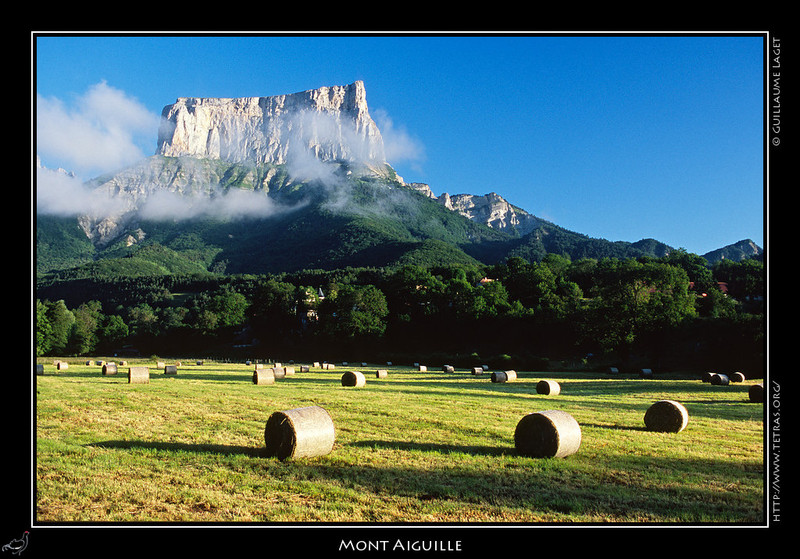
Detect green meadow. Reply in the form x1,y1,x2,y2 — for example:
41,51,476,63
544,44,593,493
35,359,764,524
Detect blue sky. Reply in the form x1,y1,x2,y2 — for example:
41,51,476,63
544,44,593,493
34,33,766,255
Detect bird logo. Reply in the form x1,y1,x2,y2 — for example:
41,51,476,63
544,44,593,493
2,531,28,556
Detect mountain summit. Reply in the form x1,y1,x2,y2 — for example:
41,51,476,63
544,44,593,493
157,80,386,168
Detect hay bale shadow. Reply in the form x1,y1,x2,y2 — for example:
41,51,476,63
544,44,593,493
350,439,508,457
88,439,265,457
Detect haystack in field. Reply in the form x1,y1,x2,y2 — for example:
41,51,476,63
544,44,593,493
264,406,335,460
284,366,296,376
341,371,366,387
376,369,388,378
272,367,286,380
56,361,69,371
102,363,118,375
536,380,560,395
128,367,150,384
644,400,689,433
253,369,276,385
710,373,730,386
443,365,455,373
514,410,582,458
472,367,484,375
640,368,653,378
164,365,178,375
36,364,44,375
749,383,764,403
418,365,427,372
730,372,746,383
491,370,517,383
701,371,714,383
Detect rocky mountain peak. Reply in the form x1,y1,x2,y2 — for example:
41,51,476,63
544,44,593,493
409,185,540,237
156,80,385,166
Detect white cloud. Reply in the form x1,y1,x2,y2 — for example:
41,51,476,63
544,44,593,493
137,187,295,222
372,108,426,167
36,81,161,179
36,165,127,217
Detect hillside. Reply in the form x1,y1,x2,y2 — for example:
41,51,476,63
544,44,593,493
35,80,761,281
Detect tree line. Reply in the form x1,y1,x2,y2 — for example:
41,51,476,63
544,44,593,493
35,251,764,375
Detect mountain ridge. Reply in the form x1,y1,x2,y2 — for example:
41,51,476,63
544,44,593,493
35,81,762,277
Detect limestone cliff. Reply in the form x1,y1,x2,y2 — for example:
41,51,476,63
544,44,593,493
436,190,540,236
156,81,385,168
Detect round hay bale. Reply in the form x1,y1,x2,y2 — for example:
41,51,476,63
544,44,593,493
701,371,714,383
443,365,455,373
56,361,69,371
491,370,517,383
710,373,730,386
128,367,150,384
156,361,165,368
253,369,275,385
272,367,286,380
264,406,335,461
164,365,178,375
284,366,296,376
730,371,745,383
341,371,366,387
749,383,764,403
640,368,653,378
36,364,44,375
375,369,388,378
418,365,427,372
300,365,310,373
536,380,561,395
644,400,689,433
608,367,619,374
102,363,118,375
472,367,484,375
514,410,582,458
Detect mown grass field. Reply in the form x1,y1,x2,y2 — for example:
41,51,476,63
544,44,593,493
35,358,764,525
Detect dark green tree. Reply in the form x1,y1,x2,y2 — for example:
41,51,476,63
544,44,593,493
583,258,697,359
42,300,75,355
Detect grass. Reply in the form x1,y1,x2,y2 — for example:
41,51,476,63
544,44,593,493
35,359,764,524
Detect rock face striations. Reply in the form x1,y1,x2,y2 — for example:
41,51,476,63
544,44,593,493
437,191,540,236
156,80,385,168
